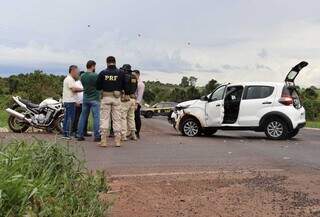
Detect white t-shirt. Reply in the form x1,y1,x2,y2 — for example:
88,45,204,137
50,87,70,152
62,75,77,103
74,80,83,104
135,78,145,105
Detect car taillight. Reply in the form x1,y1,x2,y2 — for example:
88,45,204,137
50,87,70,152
279,96,293,106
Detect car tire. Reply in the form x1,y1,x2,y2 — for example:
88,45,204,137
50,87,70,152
202,128,218,136
145,111,153,118
288,129,299,139
264,117,289,140
181,117,201,137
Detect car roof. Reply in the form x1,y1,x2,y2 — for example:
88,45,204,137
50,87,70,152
228,81,285,87
158,101,177,104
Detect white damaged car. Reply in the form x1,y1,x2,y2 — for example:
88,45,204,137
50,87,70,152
171,61,308,140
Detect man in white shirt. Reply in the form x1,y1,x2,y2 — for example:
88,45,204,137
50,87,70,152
62,65,83,139
132,70,145,139
72,72,89,136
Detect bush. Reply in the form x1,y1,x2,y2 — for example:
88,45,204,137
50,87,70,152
0,140,110,217
303,99,320,121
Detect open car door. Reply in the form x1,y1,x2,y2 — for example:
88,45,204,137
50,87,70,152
285,61,308,85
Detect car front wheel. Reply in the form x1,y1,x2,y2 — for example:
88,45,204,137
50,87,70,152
181,118,201,137
264,118,289,140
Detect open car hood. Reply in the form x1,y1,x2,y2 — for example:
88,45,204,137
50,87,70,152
176,100,199,109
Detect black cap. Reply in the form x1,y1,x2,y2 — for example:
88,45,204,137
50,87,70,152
122,64,132,72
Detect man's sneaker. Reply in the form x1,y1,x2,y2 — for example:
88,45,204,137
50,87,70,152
77,137,85,141
61,136,72,140
84,132,92,137
94,137,101,142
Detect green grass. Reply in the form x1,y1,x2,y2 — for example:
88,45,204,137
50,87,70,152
306,120,320,128
0,110,8,128
0,140,110,217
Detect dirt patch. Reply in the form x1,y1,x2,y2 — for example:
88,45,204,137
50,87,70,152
109,171,320,217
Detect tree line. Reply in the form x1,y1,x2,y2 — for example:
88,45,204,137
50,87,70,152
143,76,219,104
0,71,319,121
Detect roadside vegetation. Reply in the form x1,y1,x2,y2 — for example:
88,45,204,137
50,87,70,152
0,111,8,128
306,120,320,128
0,140,110,217
0,71,319,128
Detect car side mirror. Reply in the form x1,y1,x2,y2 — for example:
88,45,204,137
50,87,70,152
200,95,209,101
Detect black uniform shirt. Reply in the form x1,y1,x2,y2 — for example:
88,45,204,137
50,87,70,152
96,65,124,92
122,70,138,95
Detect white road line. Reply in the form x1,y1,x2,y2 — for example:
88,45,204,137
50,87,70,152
110,168,284,179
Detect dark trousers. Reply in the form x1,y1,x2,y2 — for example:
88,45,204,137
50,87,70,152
135,104,142,136
73,104,88,135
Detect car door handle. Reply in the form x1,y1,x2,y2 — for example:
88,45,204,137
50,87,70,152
262,101,272,104
216,104,221,107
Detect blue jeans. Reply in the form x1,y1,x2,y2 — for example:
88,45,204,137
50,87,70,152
63,102,76,137
78,100,101,139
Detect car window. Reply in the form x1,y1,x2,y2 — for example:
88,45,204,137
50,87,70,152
210,86,226,101
159,103,168,108
225,86,243,101
244,86,274,100
157,104,164,108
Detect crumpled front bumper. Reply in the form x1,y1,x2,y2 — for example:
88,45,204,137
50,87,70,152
170,110,184,130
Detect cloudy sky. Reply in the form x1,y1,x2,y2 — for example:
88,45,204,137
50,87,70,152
0,0,319,86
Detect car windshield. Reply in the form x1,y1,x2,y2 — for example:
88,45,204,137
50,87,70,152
210,86,226,101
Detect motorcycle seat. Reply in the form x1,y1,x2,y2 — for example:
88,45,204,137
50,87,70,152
20,99,39,108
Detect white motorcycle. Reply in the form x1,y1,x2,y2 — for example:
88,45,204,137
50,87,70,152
5,96,64,133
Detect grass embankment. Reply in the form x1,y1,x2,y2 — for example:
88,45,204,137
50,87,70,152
0,110,8,128
0,140,110,217
306,121,320,129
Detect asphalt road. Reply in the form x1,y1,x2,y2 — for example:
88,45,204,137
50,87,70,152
1,117,319,175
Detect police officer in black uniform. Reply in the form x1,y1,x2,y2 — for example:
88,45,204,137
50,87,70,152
120,64,138,141
96,56,124,147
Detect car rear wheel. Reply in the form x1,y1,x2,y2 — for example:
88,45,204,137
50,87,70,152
264,118,289,140
144,111,153,118
181,118,201,137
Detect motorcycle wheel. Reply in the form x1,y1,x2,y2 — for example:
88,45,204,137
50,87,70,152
7,105,30,133
54,114,64,134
